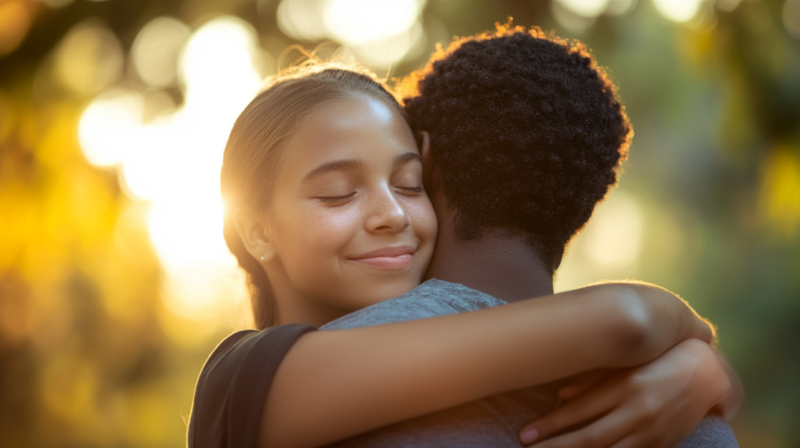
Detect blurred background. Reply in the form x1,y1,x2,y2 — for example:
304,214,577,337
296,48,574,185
0,0,798,446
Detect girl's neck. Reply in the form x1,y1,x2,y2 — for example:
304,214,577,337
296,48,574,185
269,269,351,327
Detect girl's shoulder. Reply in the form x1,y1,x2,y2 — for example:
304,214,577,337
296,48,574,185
188,323,316,448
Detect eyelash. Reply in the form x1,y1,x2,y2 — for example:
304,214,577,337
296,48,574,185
317,193,356,203
399,186,424,194
316,186,423,204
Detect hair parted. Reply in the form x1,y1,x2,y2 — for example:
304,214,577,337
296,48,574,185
399,22,633,271
221,58,403,329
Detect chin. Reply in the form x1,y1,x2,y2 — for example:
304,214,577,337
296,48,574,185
352,276,420,308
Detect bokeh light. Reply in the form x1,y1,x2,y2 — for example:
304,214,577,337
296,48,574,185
784,0,800,37
551,0,636,31
552,1,597,33
131,17,191,88
350,21,425,68
277,0,329,41
0,0,32,57
652,0,704,23
324,0,422,44
554,0,611,18
55,20,123,95
276,0,424,67
78,89,144,167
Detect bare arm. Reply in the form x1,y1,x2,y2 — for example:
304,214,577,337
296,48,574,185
260,282,712,448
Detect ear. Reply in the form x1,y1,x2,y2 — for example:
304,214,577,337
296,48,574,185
419,131,436,190
232,206,276,264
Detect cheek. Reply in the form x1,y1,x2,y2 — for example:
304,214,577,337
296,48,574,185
407,197,438,251
274,203,361,271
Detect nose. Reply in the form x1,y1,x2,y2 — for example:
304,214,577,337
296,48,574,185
365,185,410,234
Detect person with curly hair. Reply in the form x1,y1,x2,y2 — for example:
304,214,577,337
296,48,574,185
317,24,742,447
189,25,742,448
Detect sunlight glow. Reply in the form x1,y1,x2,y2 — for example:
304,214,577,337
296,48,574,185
78,89,143,167
78,16,263,321
652,0,704,23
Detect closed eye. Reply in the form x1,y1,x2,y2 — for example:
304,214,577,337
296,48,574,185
316,193,356,204
397,186,424,194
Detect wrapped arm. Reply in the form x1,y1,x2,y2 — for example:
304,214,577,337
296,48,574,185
260,282,712,448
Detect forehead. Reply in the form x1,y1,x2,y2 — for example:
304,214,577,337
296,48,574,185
282,95,415,166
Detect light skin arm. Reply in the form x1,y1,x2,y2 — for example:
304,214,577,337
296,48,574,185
259,282,712,448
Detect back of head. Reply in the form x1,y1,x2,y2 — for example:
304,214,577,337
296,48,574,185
221,62,402,328
401,24,632,271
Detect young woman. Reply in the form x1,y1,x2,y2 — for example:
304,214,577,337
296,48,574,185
189,64,737,448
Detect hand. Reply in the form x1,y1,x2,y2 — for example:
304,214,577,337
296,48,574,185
712,350,745,420
519,339,731,448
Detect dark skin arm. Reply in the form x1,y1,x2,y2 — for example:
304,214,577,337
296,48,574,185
259,283,712,448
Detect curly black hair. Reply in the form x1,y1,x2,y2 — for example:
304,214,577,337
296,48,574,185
400,24,632,271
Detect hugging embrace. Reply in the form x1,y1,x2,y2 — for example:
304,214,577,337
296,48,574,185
189,24,743,448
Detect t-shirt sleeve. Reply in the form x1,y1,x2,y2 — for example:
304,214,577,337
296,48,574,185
187,323,316,448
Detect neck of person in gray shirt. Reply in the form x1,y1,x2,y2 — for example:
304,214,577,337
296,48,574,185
424,183,556,304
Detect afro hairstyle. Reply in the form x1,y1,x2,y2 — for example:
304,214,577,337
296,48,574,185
400,23,633,271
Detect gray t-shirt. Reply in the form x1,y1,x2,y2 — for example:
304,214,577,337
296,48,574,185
321,279,738,447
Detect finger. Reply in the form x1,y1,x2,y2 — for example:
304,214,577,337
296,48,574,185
528,407,641,448
558,369,616,400
520,378,624,445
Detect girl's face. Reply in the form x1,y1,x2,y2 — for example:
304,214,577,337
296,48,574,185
261,94,437,325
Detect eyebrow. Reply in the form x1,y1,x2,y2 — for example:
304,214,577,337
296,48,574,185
303,159,363,182
302,152,422,182
394,152,422,168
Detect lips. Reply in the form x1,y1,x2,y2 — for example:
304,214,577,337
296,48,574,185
348,245,416,270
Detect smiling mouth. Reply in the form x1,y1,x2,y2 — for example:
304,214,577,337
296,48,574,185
348,246,416,270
